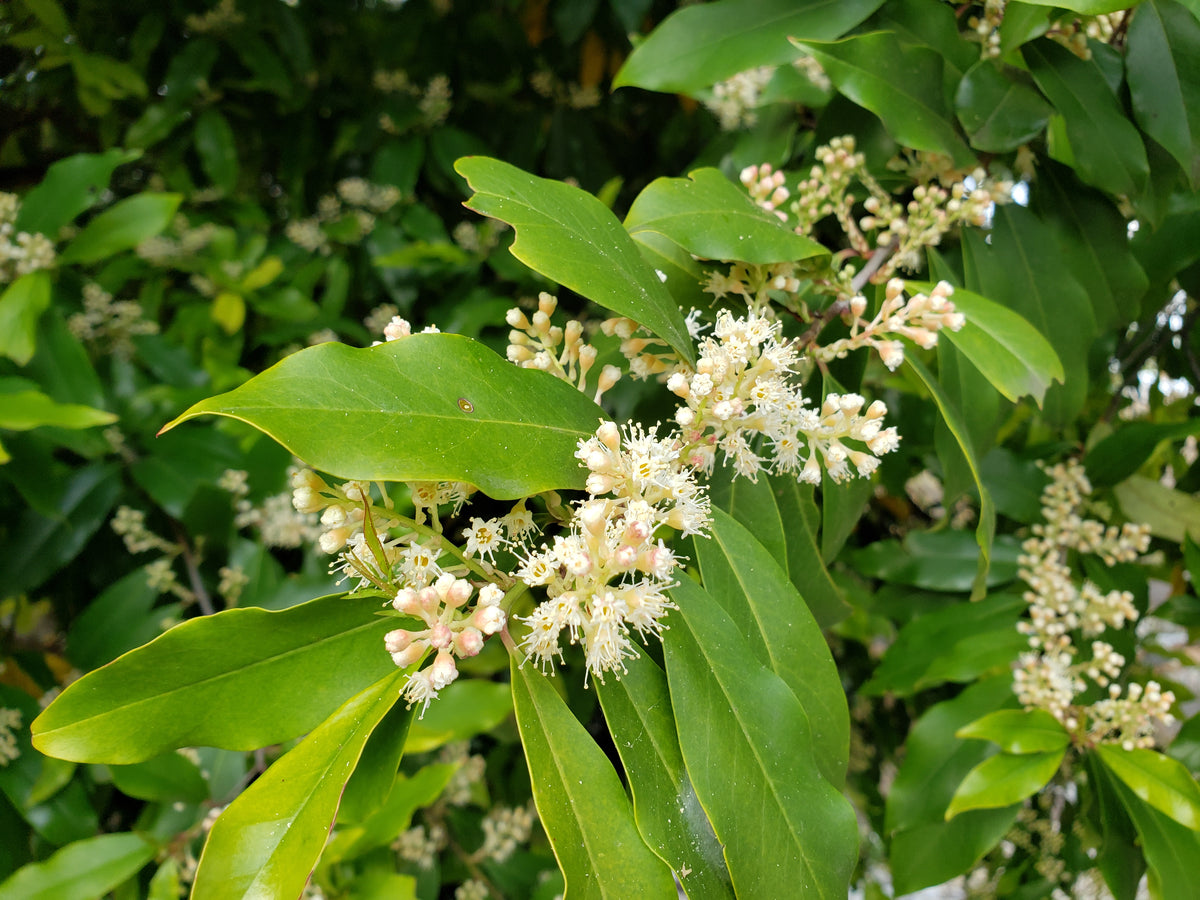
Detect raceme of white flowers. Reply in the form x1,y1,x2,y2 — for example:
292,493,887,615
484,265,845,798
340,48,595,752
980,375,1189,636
1013,460,1173,749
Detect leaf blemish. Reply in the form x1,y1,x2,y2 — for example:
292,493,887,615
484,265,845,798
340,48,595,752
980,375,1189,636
457,397,474,413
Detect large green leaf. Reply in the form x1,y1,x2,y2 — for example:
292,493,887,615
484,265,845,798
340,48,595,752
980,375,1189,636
912,282,1064,406
962,205,1095,425
595,654,734,900
665,576,858,899
510,656,677,900
0,833,156,900
1087,755,1147,900
1095,745,1200,830
191,671,406,900
455,157,695,365
194,107,239,195
862,593,1026,696
796,32,975,167
1114,474,1200,543
1087,420,1200,487
13,149,140,236
955,60,1054,153
768,476,851,627
32,593,396,764
945,748,1066,819
0,271,52,366
905,357,998,600
956,709,1071,754
849,530,1020,593
625,168,827,264
1127,0,1200,187
160,334,606,499
1106,768,1200,900
612,0,886,93
888,808,1022,896
108,752,209,804
1032,161,1148,332
695,508,850,787
57,193,181,265
0,389,116,432
1024,39,1149,197
1016,0,1145,11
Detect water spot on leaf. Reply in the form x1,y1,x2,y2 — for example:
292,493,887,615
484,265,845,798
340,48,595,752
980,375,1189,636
457,397,474,413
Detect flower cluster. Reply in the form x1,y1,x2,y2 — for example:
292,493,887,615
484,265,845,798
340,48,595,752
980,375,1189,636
704,66,774,130
1013,460,1172,748
666,310,900,482
517,422,709,681
67,282,159,359
285,177,402,254
375,71,452,130
506,292,621,401
811,279,964,371
0,192,56,284
0,707,23,766
968,0,1120,61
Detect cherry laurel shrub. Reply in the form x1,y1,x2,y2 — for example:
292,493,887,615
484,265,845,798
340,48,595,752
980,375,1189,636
10,1,1200,898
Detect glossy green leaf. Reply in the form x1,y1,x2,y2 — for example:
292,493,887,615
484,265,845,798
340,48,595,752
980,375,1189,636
57,193,181,265
1087,420,1200,487
630,229,710,311
455,157,695,365
160,334,606,500
625,168,827,264
962,205,1095,425
14,149,139,236
864,0,979,79
0,271,52,366
796,32,974,167
1087,755,1147,900
0,833,156,900
32,593,396,764
862,593,1026,696
510,656,676,900
403,679,512,753
956,709,1071,754
193,107,239,195
768,476,851,627
612,0,885,93
1096,745,1200,830
1024,39,1149,196
1015,0,1143,11
108,751,208,804
595,653,734,900
849,531,1020,593
905,357,998,600
955,60,1053,152
1106,767,1200,899
887,675,1018,833
1127,0,1200,187
708,463,787,569
912,282,1064,405
888,808,1022,896
191,670,406,900
1032,161,1148,331
0,389,116,432
334,692,413,826
1114,474,1200,543
695,508,850,787
666,576,858,899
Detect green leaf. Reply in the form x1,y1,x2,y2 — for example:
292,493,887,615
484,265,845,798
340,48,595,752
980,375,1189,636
1106,765,1200,899
695,508,850,788
962,205,1095,425
956,709,1072,754
1087,421,1200,487
510,656,677,900
1114,474,1200,543
955,60,1054,152
862,593,1026,696
1096,745,1200,830
768,476,852,627
849,530,1020,593
796,32,974,167
14,149,140,236
887,675,1019,833
193,108,239,195
108,751,209,804
0,833,156,900
0,389,116,432
888,808,1022,896
1024,39,1149,196
57,193,182,265
595,653,734,900
455,157,695,365
403,679,512,753
912,282,1064,406
945,748,1065,819
1015,0,1143,11
1086,755,1147,900
1126,0,1200,187
191,671,406,900
625,168,827,264
905,356,997,601
708,463,787,570
32,593,397,764
0,271,52,366
665,576,858,899
612,0,886,93
160,334,607,500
